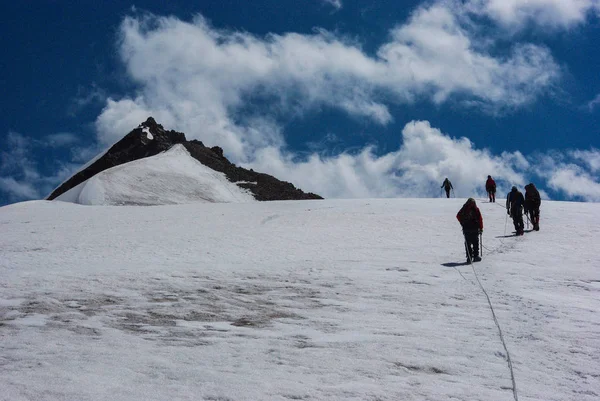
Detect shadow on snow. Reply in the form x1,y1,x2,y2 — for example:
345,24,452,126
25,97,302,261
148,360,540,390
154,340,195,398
441,262,471,267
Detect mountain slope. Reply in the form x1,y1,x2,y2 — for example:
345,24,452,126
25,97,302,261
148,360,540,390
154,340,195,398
47,117,322,203
56,145,255,205
0,198,598,400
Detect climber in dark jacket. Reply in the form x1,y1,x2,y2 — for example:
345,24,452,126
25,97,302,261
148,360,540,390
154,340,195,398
457,198,483,263
485,175,496,202
524,183,541,231
441,178,453,198
506,186,525,235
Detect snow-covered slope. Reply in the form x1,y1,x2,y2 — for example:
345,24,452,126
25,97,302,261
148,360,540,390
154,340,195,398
55,144,255,205
45,139,118,201
1,198,599,400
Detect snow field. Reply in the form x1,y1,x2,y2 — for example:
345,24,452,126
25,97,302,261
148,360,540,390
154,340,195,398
0,198,598,400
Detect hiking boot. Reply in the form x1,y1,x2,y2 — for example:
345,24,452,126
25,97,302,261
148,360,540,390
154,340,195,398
466,258,472,264
473,256,481,262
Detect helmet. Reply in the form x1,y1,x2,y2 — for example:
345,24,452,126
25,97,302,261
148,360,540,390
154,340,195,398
487,175,491,178
511,186,517,192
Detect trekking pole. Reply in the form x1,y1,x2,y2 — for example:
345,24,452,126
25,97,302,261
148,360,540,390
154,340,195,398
464,238,472,264
480,232,483,257
504,213,508,236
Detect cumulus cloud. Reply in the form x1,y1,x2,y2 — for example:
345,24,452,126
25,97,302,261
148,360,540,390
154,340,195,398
547,166,600,201
245,120,529,199
95,5,561,153
246,122,600,202
531,150,600,202
377,4,558,109
570,149,600,173
96,98,156,145
465,0,600,30
85,3,600,202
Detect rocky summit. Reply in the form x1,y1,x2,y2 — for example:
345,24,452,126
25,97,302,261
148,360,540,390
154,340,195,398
47,117,322,202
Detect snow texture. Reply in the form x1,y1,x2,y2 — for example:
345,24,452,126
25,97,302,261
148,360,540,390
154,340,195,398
55,144,255,205
142,126,153,140
0,198,598,401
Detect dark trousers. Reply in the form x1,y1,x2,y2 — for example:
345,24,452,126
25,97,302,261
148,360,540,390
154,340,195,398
511,211,524,233
527,207,540,230
487,190,495,202
464,230,479,259
445,189,450,198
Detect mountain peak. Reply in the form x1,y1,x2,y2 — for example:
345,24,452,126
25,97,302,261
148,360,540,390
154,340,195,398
142,116,158,127
47,119,322,204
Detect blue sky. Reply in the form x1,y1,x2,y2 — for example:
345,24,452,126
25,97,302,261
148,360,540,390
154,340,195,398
1,0,600,205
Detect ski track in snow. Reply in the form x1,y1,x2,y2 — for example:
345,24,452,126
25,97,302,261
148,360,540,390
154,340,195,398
0,198,599,401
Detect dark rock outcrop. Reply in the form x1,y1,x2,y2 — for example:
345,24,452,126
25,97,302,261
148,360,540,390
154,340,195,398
47,117,322,202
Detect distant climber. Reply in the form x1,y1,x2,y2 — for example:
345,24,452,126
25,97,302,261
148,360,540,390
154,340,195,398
506,186,525,235
485,175,496,203
524,183,541,231
441,178,453,198
457,198,483,263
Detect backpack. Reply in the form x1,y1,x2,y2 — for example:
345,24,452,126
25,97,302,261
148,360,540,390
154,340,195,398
458,204,479,230
508,191,524,215
525,184,541,206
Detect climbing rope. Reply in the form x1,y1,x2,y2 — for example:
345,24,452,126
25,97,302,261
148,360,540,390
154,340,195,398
470,264,519,401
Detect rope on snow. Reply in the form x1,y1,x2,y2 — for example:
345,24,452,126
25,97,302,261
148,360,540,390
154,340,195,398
470,264,519,401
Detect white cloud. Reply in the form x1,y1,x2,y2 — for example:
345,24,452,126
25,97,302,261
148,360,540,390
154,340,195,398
245,120,529,199
570,149,600,173
45,133,80,147
547,166,600,201
377,4,559,109
396,121,528,194
321,0,342,11
95,7,560,158
0,132,81,204
245,122,600,202
68,84,107,116
465,0,600,30
96,98,156,145
587,93,600,111
531,151,600,202
1,132,41,184
86,5,600,203
0,177,39,200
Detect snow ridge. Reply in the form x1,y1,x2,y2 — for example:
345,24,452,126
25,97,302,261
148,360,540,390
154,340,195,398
56,144,256,205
